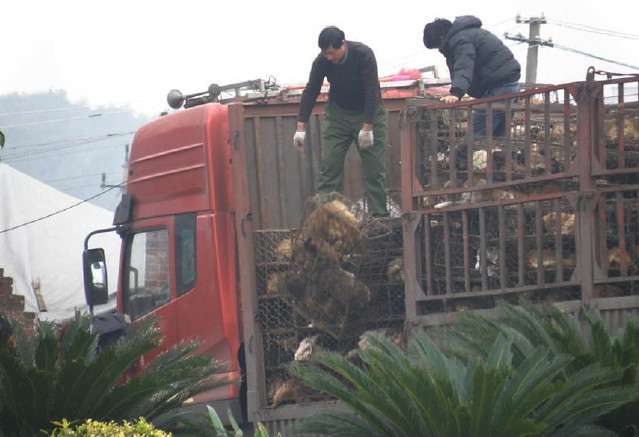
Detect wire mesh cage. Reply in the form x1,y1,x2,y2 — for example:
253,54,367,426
417,195,578,313
599,80,639,172
253,208,405,407
416,90,578,192
597,189,639,280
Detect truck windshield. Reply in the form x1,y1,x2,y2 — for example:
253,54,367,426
124,229,171,319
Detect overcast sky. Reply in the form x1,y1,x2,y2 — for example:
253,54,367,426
2,0,638,115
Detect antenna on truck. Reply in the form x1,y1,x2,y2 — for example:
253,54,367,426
167,79,270,109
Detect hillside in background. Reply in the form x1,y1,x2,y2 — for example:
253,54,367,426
0,90,150,211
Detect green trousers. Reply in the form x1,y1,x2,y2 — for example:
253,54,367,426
317,102,388,216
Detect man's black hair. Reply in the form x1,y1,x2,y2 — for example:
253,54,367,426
423,18,452,49
318,26,345,50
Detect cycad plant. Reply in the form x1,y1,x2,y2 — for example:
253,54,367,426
291,331,637,437
432,304,639,436
0,313,226,436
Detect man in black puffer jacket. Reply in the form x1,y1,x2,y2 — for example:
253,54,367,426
423,16,521,136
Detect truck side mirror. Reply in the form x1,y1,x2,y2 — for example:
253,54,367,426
83,248,108,307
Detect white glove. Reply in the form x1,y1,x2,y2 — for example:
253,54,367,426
293,130,306,150
358,129,374,149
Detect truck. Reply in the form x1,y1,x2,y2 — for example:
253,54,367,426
82,67,639,434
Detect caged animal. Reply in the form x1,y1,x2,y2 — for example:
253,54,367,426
294,335,322,361
278,196,372,339
300,198,362,259
386,257,404,282
284,265,371,339
275,238,294,261
265,272,287,295
542,212,575,235
269,378,314,407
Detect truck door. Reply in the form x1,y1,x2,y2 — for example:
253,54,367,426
121,217,177,352
173,212,239,400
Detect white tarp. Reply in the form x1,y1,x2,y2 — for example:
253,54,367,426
0,163,121,320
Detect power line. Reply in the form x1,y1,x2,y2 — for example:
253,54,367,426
548,21,639,41
547,18,639,40
42,171,120,184
6,131,135,150
0,106,93,118
504,33,639,71
0,184,123,235
2,133,134,162
553,43,639,70
486,17,515,28
3,142,128,163
0,111,132,129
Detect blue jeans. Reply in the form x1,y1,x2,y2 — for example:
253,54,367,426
473,82,520,137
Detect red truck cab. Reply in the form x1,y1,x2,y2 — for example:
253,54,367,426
84,103,243,410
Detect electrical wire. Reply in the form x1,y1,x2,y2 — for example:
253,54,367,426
0,111,133,129
551,43,639,70
0,183,123,235
547,18,639,40
0,106,94,118
486,17,515,28
2,133,133,162
6,131,135,150
42,171,120,184
3,142,128,163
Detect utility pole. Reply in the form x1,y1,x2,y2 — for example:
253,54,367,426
101,143,130,194
505,14,550,87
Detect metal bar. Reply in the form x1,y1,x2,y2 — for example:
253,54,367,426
595,275,639,284
554,199,564,283
618,83,626,169
536,201,544,285
616,191,628,276
594,167,639,177
242,98,408,117
410,82,580,110
400,105,416,210
415,191,568,214
402,211,422,322
597,91,607,170
444,213,452,294
575,79,599,303
430,111,440,189
448,109,457,187
467,108,475,186
599,194,609,274
463,210,471,293
518,203,525,286
525,96,532,178
415,281,578,302
486,103,494,183
414,294,639,327
411,171,577,198
505,99,513,182
563,91,571,169
424,214,434,295
499,205,507,289
479,207,488,290
544,92,552,173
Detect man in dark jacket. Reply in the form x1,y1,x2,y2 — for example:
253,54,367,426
294,26,388,216
423,16,521,136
